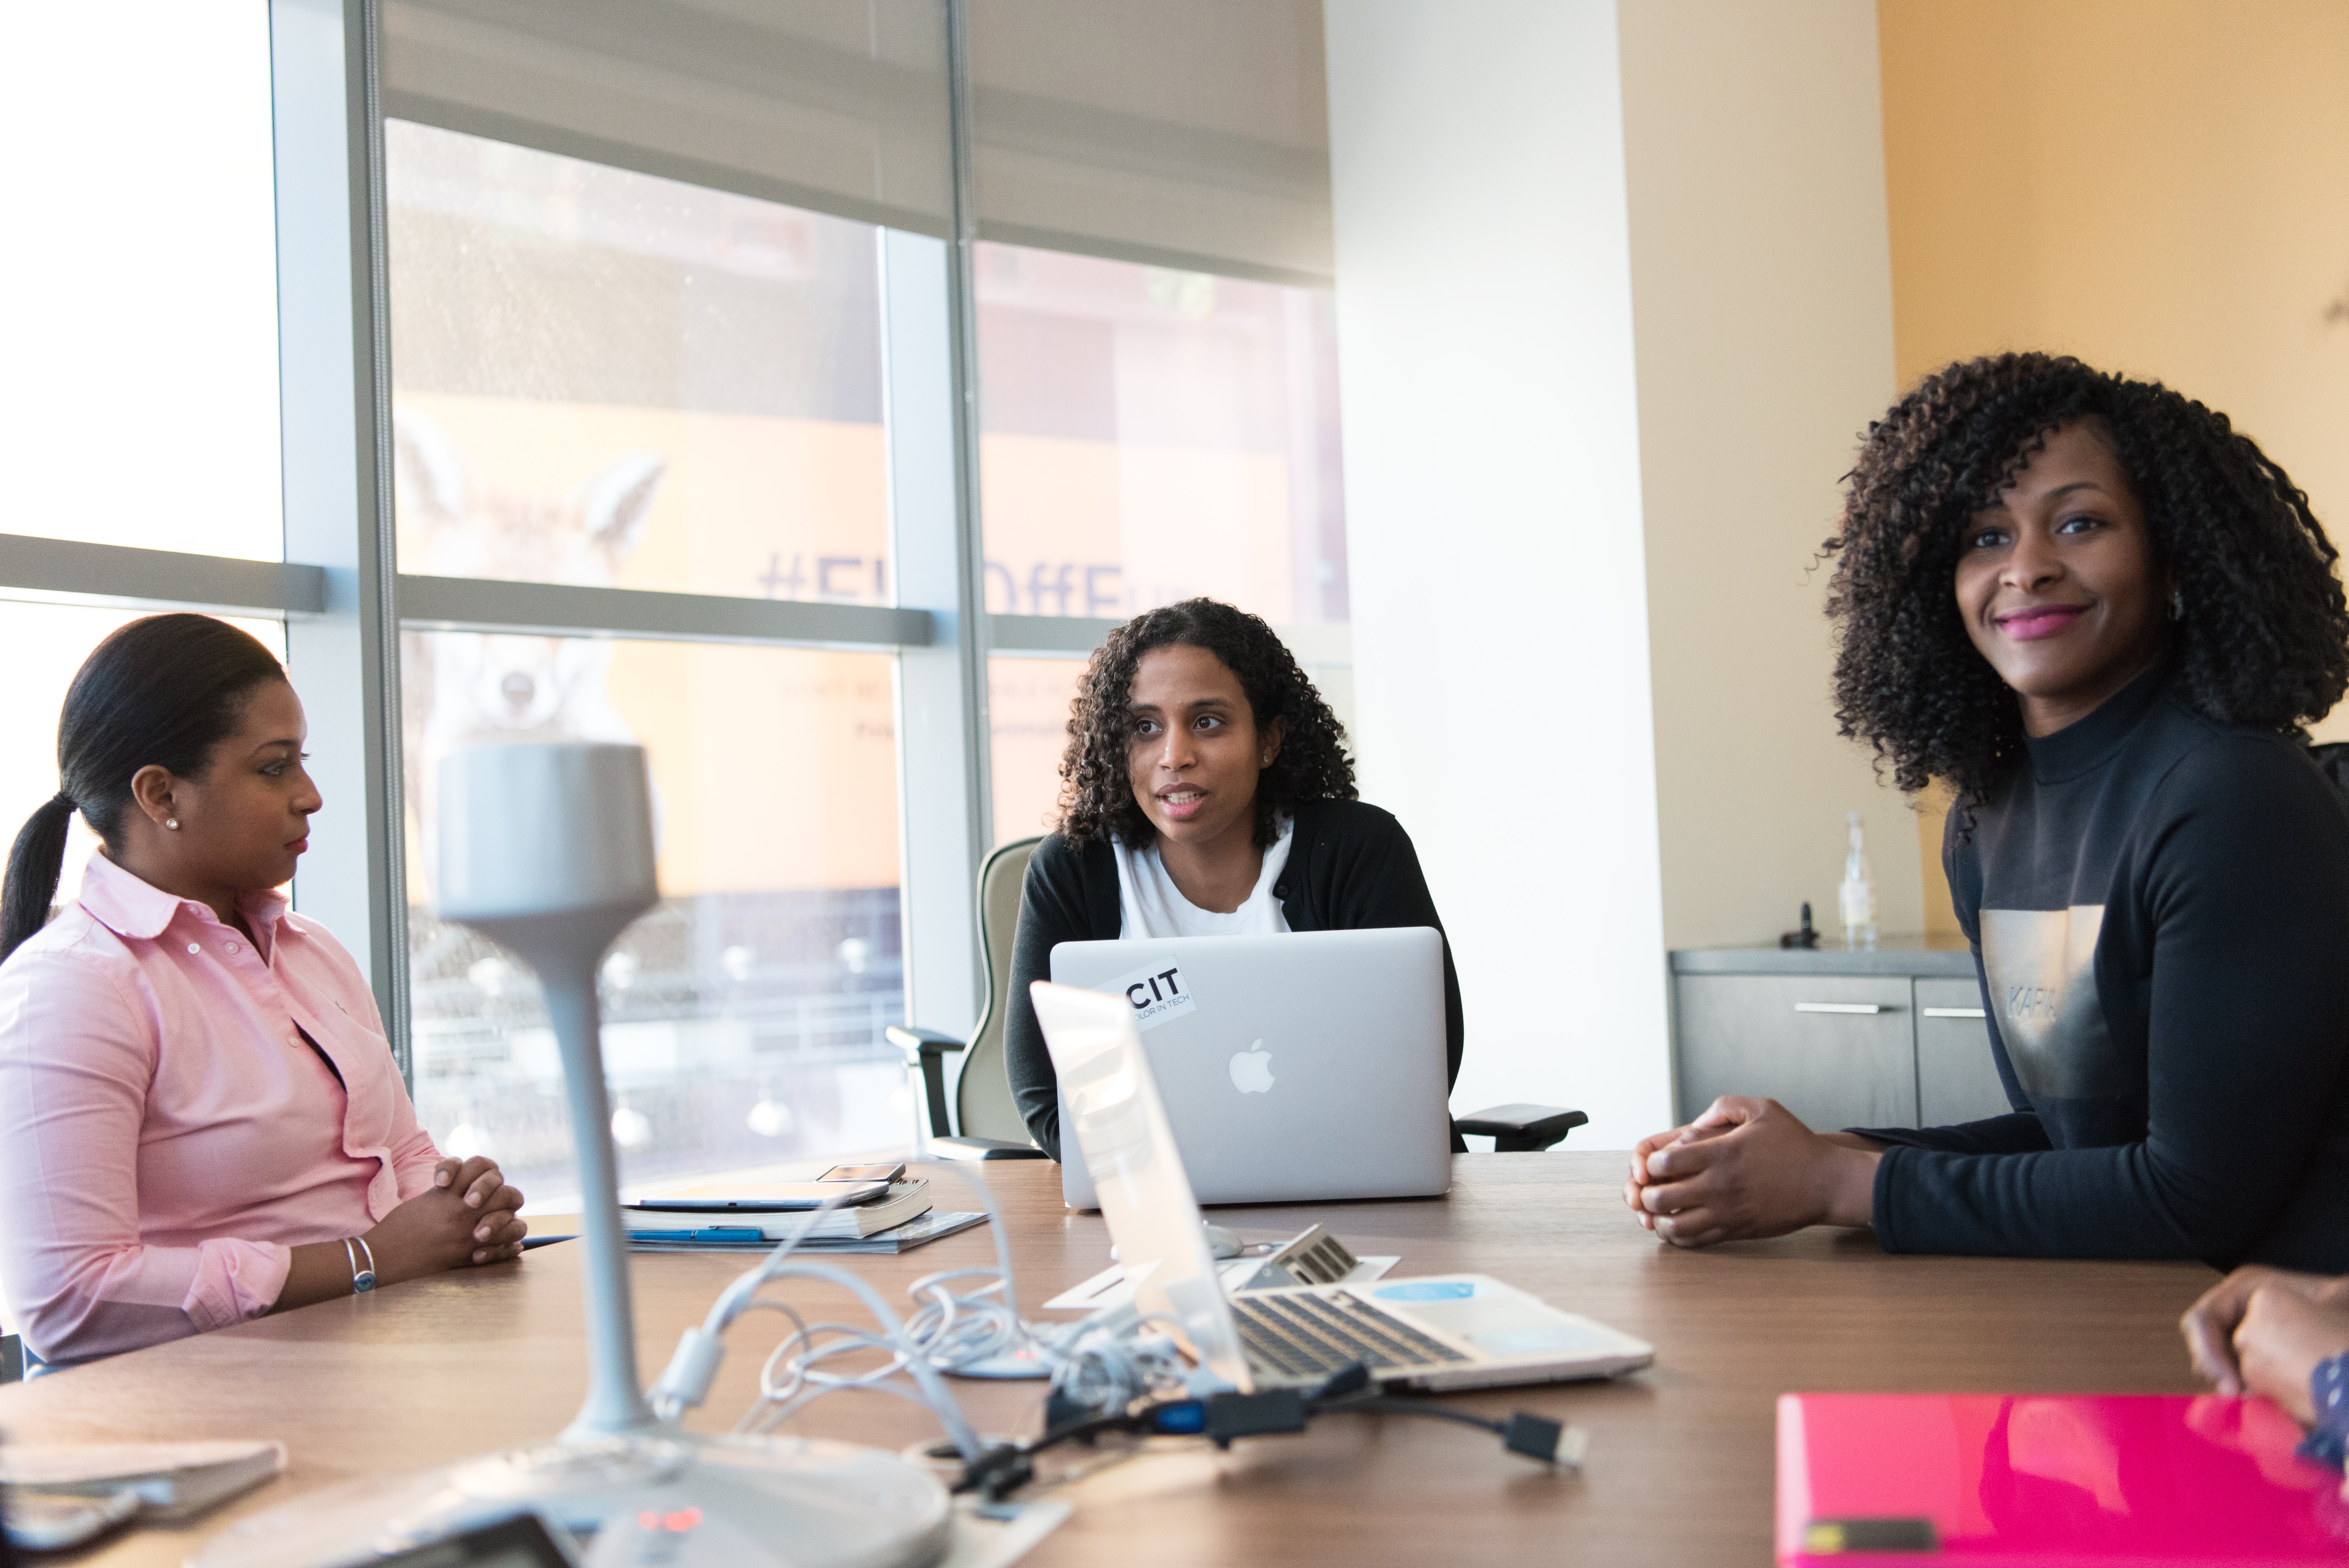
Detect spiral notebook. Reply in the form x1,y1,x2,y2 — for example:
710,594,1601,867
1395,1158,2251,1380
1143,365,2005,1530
1777,1392,2349,1564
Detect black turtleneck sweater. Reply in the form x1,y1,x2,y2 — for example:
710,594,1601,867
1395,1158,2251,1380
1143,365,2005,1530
1857,666,2349,1270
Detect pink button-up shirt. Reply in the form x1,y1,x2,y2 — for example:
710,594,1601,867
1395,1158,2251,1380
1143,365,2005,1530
0,853,440,1366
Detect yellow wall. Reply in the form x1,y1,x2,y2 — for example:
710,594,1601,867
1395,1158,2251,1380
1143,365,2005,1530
1877,0,2349,935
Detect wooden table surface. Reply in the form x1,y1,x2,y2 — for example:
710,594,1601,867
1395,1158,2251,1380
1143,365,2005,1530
0,1155,2219,1567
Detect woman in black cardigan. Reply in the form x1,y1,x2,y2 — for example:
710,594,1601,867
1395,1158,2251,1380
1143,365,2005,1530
1003,598,1463,1161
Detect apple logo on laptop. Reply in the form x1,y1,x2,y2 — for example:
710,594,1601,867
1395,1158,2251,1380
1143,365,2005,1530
1229,1040,1275,1094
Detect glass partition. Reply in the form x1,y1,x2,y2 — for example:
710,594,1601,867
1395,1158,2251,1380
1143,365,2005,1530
974,241,1349,628
402,633,907,1197
0,0,283,560
385,121,893,607
988,654,1086,847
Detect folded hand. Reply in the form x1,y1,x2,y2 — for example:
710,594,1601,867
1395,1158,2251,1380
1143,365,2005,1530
1622,1097,1880,1248
2181,1265,2349,1406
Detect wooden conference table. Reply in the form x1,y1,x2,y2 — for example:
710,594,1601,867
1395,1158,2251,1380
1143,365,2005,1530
0,1155,2217,1566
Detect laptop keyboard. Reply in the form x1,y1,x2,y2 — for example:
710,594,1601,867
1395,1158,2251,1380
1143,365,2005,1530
1232,1289,1472,1381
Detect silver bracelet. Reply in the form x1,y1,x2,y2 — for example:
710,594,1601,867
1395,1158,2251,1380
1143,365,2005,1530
344,1236,376,1294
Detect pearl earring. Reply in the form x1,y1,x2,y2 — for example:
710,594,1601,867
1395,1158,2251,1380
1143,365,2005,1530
165,818,179,830
2170,588,2185,622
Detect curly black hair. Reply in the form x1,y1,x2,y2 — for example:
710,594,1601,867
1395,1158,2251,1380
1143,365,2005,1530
1824,352,2349,807
1054,598,1355,850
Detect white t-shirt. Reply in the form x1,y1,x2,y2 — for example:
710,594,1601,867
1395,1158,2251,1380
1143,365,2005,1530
1112,817,1295,938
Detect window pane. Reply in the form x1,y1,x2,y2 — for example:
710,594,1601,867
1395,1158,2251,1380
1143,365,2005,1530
403,634,907,1199
0,1,283,561
0,604,287,910
975,242,1347,625
385,121,892,606
989,655,1085,848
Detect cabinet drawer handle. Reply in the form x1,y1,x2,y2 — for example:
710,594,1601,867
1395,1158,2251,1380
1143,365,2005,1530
1922,1007,1987,1019
1794,1002,1890,1015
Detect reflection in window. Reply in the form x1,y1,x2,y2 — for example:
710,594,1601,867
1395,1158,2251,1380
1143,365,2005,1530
0,604,286,913
975,243,1348,627
384,121,892,605
402,634,908,1197
988,655,1086,847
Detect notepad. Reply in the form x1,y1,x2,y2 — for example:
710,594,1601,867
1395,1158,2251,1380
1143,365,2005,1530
627,1180,890,1212
622,1180,931,1240
0,1440,285,1522
1777,1392,2349,1564
627,1210,987,1254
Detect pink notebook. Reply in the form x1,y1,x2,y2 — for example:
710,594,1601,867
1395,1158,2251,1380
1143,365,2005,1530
1777,1393,2349,1564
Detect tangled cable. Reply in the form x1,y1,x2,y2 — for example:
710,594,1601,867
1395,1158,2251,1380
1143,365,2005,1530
646,1164,1583,1501
733,1264,1034,1439
649,1162,1103,1458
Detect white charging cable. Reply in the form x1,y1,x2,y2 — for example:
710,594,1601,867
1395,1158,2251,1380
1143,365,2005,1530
649,1162,1052,1456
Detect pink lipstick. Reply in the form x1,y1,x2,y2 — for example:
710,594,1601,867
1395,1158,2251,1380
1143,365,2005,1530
1995,604,2087,641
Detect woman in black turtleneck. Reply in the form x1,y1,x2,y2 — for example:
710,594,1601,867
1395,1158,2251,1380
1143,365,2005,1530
1624,353,2349,1271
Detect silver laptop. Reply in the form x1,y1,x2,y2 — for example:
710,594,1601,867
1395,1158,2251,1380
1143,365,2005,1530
1030,979,1654,1392
1049,928,1452,1209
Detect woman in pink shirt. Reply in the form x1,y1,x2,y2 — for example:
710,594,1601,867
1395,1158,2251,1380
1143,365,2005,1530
0,614,527,1368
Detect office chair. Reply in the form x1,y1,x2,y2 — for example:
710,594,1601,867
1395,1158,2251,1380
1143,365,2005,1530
2310,742,2349,798
889,836,1590,1158
888,837,1053,1160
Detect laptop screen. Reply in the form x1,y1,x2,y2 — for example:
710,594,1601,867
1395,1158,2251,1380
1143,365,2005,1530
1029,979,1251,1392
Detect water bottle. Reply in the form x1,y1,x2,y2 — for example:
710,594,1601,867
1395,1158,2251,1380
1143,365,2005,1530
1838,810,1877,949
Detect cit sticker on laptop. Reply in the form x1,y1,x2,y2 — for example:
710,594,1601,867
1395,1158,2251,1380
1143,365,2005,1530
1101,959,1198,1031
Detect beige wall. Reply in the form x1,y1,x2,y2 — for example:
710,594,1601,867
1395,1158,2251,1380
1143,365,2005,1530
1878,0,2349,933
1622,0,1921,950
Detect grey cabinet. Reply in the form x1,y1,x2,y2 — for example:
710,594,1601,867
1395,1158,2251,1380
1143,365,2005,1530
1668,943,1991,1131
1915,977,2014,1126
1674,974,1917,1130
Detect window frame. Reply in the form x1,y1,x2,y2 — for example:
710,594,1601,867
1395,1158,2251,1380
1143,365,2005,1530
0,0,1347,1141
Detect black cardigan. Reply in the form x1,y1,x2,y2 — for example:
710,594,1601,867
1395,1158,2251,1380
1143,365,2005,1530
1003,798,1466,1161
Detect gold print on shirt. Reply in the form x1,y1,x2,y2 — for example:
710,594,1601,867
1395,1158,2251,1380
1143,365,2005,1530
1979,905,2121,1100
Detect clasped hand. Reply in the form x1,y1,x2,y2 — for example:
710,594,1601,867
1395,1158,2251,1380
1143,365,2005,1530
1622,1096,1882,1247
365,1155,529,1284
2181,1266,2349,1424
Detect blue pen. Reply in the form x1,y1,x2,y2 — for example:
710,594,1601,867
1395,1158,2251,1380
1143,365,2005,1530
630,1227,766,1244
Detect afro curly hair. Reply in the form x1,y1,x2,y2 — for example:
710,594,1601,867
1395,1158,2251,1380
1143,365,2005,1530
1824,352,2349,809
1053,598,1355,850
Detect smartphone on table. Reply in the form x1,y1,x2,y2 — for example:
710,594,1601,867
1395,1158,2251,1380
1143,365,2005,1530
818,1163,906,1183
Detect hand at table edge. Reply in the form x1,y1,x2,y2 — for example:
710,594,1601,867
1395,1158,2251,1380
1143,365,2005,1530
2182,1264,2349,1408
1625,1097,1881,1248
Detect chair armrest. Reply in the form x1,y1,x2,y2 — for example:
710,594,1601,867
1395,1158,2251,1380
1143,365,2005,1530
928,1136,1048,1162
886,1025,969,1060
885,1025,969,1139
1453,1103,1588,1153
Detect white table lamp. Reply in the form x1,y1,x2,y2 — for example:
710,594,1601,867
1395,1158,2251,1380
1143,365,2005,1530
434,741,662,1440
196,743,950,1568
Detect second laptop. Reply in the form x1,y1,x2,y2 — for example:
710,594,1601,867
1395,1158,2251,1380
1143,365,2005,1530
1048,926,1453,1208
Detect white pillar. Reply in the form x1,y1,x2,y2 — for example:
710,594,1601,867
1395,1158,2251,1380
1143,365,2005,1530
1325,0,1905,1146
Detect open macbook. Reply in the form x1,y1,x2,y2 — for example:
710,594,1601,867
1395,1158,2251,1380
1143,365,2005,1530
1030,979,1654,1393
1049,928,1452,1208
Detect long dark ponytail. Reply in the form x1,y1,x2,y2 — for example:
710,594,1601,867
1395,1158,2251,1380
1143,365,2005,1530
1,615,288,964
